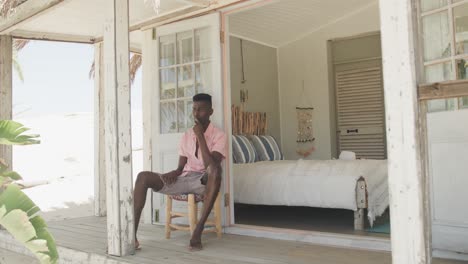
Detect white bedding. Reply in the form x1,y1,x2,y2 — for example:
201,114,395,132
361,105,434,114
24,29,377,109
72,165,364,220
233,159,388,226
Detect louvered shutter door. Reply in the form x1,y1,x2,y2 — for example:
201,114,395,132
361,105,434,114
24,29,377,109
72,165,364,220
335,66,386,159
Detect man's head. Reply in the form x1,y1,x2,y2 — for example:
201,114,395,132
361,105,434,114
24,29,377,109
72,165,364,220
192,93,213,125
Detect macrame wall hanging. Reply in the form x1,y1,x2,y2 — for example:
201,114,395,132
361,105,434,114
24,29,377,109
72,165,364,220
296,81,315,158
239,39,248,107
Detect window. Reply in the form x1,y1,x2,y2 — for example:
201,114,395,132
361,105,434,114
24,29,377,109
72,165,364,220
420,0,468,111
158,28,212,133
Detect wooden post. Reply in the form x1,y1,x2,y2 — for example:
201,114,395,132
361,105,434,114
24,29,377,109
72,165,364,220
94,42,106,217
379,0,430,263
354,177,367,230
0,36,12,168
103,0,134,256
141,29,157,224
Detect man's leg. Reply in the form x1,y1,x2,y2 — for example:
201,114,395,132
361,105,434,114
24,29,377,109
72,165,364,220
134,171,164,248
190,164,222,250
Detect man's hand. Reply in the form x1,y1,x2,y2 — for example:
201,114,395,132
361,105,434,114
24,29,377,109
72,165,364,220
160,173,178,186
193,119,204,138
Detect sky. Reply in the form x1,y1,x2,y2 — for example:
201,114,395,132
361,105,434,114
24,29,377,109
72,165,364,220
12,40,142,118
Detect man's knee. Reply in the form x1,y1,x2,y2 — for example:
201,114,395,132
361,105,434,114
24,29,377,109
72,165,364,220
136,171,151,186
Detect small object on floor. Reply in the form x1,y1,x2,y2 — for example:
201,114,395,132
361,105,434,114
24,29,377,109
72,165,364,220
366,222,390,234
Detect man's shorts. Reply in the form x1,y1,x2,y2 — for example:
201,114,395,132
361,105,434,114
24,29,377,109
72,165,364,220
157,171,207,195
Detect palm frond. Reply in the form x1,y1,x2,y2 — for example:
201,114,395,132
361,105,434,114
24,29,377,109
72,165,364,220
129,53,142,84
88,53,142,84
12,58,24,82
13,39,29,51
88,61,95,80
0,120,39,145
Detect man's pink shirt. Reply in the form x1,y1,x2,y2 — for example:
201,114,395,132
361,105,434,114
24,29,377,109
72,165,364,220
178,122,227,175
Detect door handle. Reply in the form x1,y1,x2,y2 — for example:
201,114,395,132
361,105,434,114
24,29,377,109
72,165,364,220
347,129,359,133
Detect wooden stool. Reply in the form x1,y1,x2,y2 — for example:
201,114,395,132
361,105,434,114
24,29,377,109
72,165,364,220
165,192,222,239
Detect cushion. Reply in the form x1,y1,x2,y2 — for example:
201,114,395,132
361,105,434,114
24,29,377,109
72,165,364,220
232,135,257,163
250,135,284,161
170,194,204,202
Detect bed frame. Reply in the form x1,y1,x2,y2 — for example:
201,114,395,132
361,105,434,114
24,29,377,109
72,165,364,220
231,105,369,230
354,176,368,230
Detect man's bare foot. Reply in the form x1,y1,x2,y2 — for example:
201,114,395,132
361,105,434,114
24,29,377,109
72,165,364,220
188,239,203,251
135,239,141,250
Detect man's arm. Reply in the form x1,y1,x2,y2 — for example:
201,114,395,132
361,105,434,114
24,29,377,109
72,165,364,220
160,156,187,185
196,133,223,168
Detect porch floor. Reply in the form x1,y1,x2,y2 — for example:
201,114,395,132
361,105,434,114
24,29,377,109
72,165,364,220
2,216,467,264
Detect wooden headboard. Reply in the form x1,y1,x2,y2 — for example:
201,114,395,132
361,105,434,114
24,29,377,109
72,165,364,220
231,105,267,136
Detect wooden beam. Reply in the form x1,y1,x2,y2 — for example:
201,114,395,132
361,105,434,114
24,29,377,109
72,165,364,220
0,36,12,169
177,0,211,6
419,80,468,100
140,0,245,30
11,30,95,44
0,0,66,34
129,5,203,31
104,0,135,256
379,0,430,263
141,29,156,224
94,42,106,217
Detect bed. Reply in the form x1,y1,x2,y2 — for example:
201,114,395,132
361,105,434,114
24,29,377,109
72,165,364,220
231,107,389,229
232,158,389,229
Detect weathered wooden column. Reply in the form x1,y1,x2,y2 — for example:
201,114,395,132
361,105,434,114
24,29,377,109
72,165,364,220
94,42,106,217
103,0,134,256
379,0,430,263
141,29,156,224
0,36,13,168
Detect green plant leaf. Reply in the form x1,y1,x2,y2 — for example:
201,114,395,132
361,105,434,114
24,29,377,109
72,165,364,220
1,171,22,181
0,185,58,263
0,120,40,145
0,184,40,218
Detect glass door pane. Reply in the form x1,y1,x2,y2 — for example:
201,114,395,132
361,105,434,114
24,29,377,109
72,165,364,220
454,4,468,55
455,58,468,108
178,65,195,98
422,11,451,61
177,31,193,64
159,35,175,67
160,102,176,133
421,0,448,12
160,68,176,99
195,62,212,94
425,61,453,82
195,27,211,61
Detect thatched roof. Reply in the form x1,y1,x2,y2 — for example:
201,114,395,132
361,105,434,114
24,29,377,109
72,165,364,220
0,0,28,17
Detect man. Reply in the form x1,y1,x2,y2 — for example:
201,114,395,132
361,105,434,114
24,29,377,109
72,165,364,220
133,93,226,251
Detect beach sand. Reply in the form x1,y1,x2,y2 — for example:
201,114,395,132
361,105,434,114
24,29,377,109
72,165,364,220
13,112,143,222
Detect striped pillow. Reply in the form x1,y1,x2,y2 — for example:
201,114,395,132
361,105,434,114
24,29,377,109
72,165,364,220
232,135,257,163
250,135,284,161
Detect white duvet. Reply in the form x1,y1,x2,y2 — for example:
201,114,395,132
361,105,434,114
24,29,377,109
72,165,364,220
233,159,389,226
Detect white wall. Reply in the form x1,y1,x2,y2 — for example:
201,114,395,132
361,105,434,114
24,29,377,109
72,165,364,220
230,36,281,141
278,2,380,159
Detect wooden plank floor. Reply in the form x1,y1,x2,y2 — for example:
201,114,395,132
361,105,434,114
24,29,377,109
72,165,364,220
42,216,465,264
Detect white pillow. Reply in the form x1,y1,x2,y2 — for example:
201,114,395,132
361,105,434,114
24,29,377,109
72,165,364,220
339,151,356,160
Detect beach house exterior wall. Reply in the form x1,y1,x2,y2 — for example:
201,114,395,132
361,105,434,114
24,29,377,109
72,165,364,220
4,0,468,263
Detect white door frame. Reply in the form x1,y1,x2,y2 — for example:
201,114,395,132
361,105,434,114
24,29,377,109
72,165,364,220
147,12,226,226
